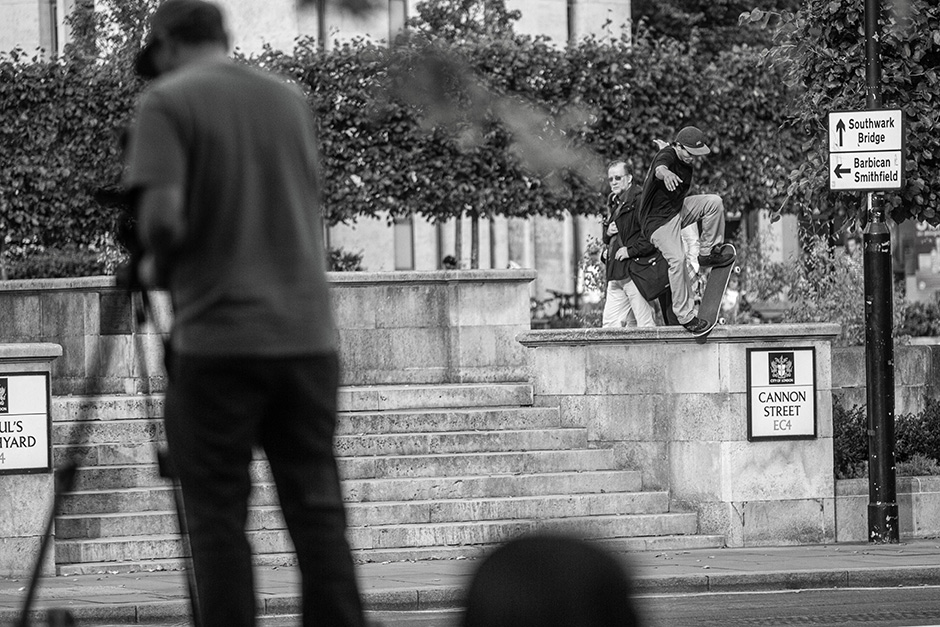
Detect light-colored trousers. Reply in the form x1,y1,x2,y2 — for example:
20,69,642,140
602,278,655,327
649,194,726,325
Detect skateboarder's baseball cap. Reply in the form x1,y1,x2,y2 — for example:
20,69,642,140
675,126,711,156
136,0,229,79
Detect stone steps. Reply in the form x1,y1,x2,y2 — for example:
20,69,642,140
52,383,723,574
53,407,565,442
336,406,561,434
51,384,535,421
59,491,670,538
57,532,730,576
66,468,644,508
55,429,595,468
341,469,644,503
56,511,700,567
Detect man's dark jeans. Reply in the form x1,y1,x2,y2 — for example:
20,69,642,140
164,351,364,627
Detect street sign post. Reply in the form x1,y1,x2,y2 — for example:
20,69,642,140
856,0,898,545
828,109,904,192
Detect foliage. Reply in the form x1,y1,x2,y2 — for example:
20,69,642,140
2,242,107,279
728,233,801,316
782,234,869,344
633,0,801,57
4,0,925,277
896,453,940,477
0,0,152,260
833,396,868,479
579,235,607,296
726,231,909,345
94,232,129,275
328,246,365,271
407,0,522,42
741,0,940,226
0,51,137,251
834,395,940,479
227,17,799,229
64,0,156,65
898,299,940,337
782,239,910,347
895,396,940,465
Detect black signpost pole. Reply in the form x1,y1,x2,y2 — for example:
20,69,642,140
863,0,899,544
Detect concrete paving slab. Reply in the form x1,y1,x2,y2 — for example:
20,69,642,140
2,540,940,624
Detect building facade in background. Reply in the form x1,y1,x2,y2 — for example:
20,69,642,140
2,0,76,57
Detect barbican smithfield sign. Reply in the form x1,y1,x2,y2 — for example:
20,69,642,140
828,109,905,192
747,348,817,441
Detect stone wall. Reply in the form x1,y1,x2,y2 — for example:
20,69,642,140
329,270,533,385
518,324,841,548
832,344,940,416
0,270,535,395
0,343,61,577
835,477,940,541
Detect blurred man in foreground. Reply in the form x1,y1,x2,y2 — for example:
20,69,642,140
123,1,365,625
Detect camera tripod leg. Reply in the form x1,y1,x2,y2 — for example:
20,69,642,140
16,462,78,627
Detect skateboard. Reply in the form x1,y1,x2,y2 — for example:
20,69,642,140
695,243,739,340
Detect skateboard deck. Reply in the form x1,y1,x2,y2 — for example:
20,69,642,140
696,243,738,339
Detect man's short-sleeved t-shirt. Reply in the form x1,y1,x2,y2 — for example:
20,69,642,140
124,59,337,357
638,147,694,237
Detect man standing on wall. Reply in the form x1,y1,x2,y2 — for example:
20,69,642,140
124,1,365,625
638,126,733,334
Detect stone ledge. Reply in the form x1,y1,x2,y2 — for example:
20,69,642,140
517,323,841,346
327,268,537,285
0,276,116,292
0,342,63,361
836,476,940,496
0,269,539,291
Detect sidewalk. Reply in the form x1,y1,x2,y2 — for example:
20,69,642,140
3,540,940,624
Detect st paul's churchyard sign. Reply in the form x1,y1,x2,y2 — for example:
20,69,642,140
0,373,52,474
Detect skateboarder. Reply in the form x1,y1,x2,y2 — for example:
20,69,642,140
638,126,734,335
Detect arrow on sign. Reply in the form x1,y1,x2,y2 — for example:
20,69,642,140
834,163,851,179
836,119,845,147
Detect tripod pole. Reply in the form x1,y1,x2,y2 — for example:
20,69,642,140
131,290,203,627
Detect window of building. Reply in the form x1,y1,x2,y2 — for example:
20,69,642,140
38,0,60,57
389,0,407,40
393,216,415,270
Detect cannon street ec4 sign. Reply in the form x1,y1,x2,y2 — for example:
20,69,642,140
828,109,904,192
747,348,817,441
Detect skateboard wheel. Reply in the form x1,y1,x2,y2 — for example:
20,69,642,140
733,266,741,274
718,317,726,325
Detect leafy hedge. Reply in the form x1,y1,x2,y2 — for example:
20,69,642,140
835,395,940,479
2,241,108,279
1,3,797,254
0,50,137,251
4,0,938,267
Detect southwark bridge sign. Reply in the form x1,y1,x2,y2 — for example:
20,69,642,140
828,109,905,192
747,348,817,441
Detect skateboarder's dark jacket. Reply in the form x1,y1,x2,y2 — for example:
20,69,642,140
602,183,658,283
637,146,694,238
